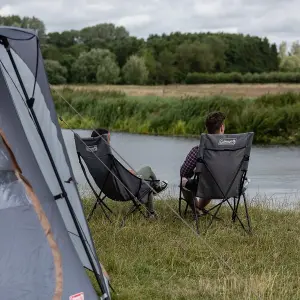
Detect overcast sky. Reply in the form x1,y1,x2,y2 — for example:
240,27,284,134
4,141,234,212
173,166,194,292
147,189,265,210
0,0,298,46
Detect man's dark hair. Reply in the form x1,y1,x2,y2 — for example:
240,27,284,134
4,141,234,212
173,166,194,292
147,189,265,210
91,128,109,137
205,111,226,134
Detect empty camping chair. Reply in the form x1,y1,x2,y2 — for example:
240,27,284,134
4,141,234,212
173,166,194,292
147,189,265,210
179,132,254,234
74,133,158,224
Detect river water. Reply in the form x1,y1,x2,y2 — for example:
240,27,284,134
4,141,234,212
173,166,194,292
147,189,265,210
62,129,300,209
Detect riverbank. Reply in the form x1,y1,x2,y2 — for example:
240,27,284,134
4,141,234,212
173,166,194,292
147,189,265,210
84,199,300,300
54,88,300,145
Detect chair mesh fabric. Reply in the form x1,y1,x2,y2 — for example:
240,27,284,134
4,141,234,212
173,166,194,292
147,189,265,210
74,134,151,203
195,133,254,199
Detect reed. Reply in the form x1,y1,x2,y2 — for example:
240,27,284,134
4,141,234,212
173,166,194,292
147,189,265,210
54,88,300,145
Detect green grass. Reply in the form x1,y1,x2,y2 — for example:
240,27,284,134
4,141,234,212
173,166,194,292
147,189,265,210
83,199,300,300
53,88,300,145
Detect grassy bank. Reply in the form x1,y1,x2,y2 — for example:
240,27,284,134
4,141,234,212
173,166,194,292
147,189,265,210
53,88,300,145
84,199,300,300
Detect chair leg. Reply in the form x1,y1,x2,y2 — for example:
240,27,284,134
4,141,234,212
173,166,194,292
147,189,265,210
179,197,182,216
232,196,241,223
87,200,98,222
100,199,114,215
191,197,200,234
232,197,236,222
120,204,139,227
120,199,149,227
206,202,223,230
184,201,189,216
87,194,114,223
243,193,252,234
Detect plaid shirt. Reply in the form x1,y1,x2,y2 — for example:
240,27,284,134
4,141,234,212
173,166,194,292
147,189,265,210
180,145,199,178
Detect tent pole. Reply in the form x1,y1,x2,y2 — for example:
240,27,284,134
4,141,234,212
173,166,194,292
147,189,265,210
3,39,110,299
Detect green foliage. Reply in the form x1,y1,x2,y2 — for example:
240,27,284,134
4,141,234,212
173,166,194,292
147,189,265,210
122,55,149,84
96,56,120,84
54,88,300,145
186,72,300,84
0,15,46,41
44,60,67,84
71,48,118,83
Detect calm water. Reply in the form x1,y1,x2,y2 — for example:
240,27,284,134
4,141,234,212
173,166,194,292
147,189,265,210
62,130,300,208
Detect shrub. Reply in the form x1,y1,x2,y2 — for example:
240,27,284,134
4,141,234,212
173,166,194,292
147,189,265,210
44,59,67,84
122,55,149,84
185,72,300,84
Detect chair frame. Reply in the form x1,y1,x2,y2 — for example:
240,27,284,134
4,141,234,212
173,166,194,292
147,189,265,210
77,152,158,226
179,154,252,235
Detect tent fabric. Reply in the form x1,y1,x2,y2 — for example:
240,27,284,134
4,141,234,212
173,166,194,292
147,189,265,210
0,27,109,299
195,133,254,199
0,130,63,299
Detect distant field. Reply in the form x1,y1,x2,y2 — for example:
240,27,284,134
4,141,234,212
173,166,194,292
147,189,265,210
53,83,300,98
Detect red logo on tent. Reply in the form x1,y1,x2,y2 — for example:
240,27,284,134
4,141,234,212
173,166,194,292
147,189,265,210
69,292,84,300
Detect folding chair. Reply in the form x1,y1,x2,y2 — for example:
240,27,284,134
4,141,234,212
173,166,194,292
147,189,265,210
74,133,158,225
179,132,254,234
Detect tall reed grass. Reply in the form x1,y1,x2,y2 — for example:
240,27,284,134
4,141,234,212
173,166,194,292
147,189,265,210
54,88,300,145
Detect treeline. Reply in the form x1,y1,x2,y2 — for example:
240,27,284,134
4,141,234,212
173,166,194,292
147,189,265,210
2,14,300,84
55,89,300,145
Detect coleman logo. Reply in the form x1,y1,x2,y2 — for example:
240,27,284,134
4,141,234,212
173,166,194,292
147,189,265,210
218,138,237,146
86,145,97,152
69,292,84,300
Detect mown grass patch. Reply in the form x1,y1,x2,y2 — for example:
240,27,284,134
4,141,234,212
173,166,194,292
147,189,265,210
83,199,300,299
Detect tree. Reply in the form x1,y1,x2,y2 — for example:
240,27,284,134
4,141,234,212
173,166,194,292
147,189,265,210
79,23,129,49
279,56,300,72
44,60,67,84
122,55,149,84
291,41,300,57
96,56,120,84
141,49,157,84
71,48,118,83
156,50,176,84
176,41,216,78
22,16,46,40
279,41,287,60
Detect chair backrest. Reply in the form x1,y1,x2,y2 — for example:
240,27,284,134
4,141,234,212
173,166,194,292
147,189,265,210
195,132,254,199
74,133,150,202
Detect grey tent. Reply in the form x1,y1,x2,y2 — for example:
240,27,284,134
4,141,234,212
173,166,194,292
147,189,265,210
0,27,111,299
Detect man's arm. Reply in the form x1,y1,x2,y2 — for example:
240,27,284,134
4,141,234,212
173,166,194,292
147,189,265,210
180,146,198,178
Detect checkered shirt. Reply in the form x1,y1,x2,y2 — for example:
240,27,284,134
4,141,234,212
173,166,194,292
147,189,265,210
180,145,199,178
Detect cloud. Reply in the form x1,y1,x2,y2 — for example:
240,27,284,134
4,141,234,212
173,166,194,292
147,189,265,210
116,15,152,29
0,0,298,46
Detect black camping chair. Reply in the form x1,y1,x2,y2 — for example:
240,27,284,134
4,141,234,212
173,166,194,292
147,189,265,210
74,133,158,225
179,132,254,235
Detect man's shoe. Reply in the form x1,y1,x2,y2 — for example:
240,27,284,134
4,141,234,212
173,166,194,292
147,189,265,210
153,180,168,195
146,211,158,220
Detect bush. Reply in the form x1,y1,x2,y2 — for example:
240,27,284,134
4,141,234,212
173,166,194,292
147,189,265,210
96,55,120,84
44,60,67,84
185,72,300,84
122,55,149,84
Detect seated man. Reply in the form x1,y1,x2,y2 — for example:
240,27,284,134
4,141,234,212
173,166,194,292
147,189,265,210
91,128,168,217
180,111,226,212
